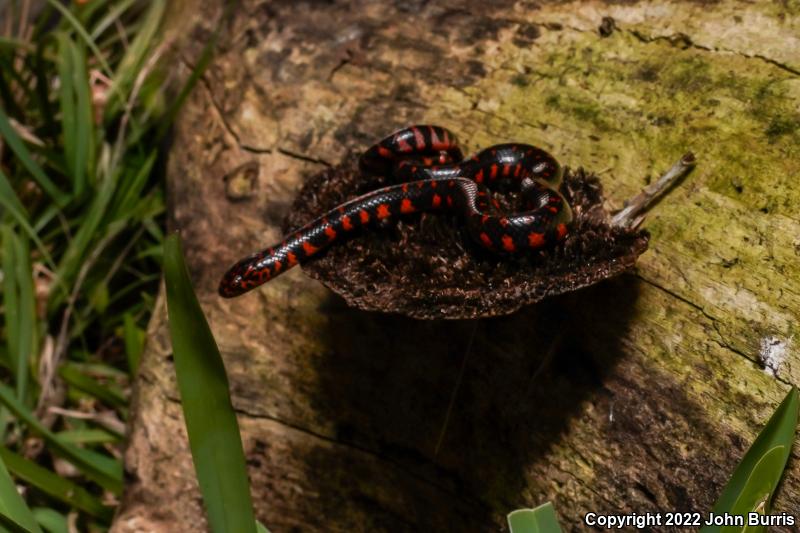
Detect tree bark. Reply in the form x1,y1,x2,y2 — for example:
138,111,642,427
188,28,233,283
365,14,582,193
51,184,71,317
112,1,800,531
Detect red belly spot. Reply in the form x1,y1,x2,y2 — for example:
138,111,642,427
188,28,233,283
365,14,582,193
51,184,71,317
475,169,484,183
273,261,283,273
302,242,319,256
446,195,453,207
359,210,370,223
342,215,354,231
378,146,392,158
502,235,515,252
287,252,298,266
514,163,522,177
377,203,391,219
400,199,415,213
479,232,493,248
528,232,545,248
432,193,442,207
490,164,498,180
503,164,511,176
557,223,568,239
325,226,337,240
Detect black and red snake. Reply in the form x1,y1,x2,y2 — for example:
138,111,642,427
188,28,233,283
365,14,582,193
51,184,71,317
218,125,573,297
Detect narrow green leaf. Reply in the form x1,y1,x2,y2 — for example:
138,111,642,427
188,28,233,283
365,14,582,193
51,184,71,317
59,364,126,409
508,503,563,533
701,387,798,533
163,233,257,533
105,0,165,118
56,428,120,445
0,107,66,205
0,446,42,533
123,313,144,374
255,521,271,533
0,172,55,269
0,384,122,495
31,509,67,533
721,446,785,533
43,0,113,79
89,0,138,40
0,227,37,401
0,447,112,521
54,163,118,294
0,38,34,52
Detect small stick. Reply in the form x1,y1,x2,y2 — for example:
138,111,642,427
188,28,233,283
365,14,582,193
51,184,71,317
610,152,696,230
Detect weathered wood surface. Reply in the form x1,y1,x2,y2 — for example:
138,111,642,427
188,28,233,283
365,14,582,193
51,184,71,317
112,1,800,531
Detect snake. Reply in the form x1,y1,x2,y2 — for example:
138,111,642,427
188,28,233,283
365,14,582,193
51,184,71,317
218,125,573,297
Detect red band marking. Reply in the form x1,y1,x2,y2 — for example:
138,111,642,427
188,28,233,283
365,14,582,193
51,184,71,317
432,194,442,207
325,226,337,240
501,235,515,252
287,252,298,266
528,232,545,248
378,146,392,158
302,242,319,256
377,204,391,219
490,164,498,180
557,223,568,239
479,232,493,247
342,216,354,231
359,210,370,223
400,199,415,213
412,127,426,150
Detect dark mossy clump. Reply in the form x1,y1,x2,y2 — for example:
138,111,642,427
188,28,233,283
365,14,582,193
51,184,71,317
284,155,649,319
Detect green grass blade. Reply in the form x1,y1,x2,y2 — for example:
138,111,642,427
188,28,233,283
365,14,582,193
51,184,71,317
1,228,20,377
701,387,799,533
0,227,37,401
0,447,112,521
43,0,113,79
89,0,138,40
30,509,67,533
55,34,94,197
55,33,76,194
721,446,785,533
122,313,144,374
54,163,118,293
59,364,126,409
0,107,66,206
105,0,165,118
0,446,42,533
508,503,563,533
0,384,122,495
56,428,120,445
163,233,257,533
0,38,34,52
0,171,55,269
255,521,271,533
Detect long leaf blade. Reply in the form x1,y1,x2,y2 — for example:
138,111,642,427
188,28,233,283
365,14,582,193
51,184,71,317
701,387,799,533
0,447,42,533
508,503,563,533
163,233,257,533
